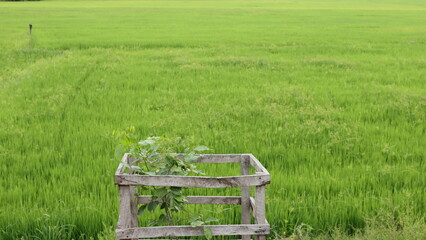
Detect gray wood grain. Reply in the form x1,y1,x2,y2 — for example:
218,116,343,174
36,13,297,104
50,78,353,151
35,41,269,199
116,224,269,239
138,195,241,205
126,156,138,235
255,177,266,240
192,154,243,163
117,186,131,229
241,155,251,240
115,174,270,188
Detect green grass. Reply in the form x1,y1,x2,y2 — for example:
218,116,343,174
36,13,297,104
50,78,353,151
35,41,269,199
0,0,425,239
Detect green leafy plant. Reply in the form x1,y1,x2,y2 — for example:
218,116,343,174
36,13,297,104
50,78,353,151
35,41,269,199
113,127,216,239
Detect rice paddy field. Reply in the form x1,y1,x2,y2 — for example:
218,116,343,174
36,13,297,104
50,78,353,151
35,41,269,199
0,0,426,239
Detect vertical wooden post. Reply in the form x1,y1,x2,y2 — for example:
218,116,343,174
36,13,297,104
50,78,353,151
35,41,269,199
126,156,138,228
116,155,138,240
126,156,139,240
255,173,266,240
241,155,251,240
118,185,132,240
129,186,138,227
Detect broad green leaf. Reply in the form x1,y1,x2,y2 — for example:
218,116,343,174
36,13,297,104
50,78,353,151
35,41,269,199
189,214,202,223
148,153,160,159
155,188,168,198
157,169,169,175
204,227,213,240
174,195,187,203
170,187,182,195
159,214,167,222
204,217,219,223
191,168,205,175
185,154,199,163
130,165,142,172
190,220,204,227
194,146,209,152
149,143,159,152
148,201,160,211
138,204,147,216
139,139,155,146
170,165,183,173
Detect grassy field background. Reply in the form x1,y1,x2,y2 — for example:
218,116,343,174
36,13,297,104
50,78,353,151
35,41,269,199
0,0,425,239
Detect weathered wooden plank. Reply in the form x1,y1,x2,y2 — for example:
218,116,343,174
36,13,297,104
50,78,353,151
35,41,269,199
119,153,268,168
121,153,131,163
255,181,266,240
115,173,270,188
192,154,243,163
117,186,132,230
247,154,269,174
129,186,138,228
115,153,131,175
241,155,251,240
115,163,125,176
137,195,241,205
116,224,270,239
126,158,139,231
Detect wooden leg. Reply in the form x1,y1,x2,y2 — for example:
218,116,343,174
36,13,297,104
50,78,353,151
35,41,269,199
129,186,139,240
125,157,138,240
241,156,251,240
126,156,138,240
118,185,132,240
130,186,138,227
255,183,266,240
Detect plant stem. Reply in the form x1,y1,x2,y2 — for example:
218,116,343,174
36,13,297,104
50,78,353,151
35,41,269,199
164,205,175,225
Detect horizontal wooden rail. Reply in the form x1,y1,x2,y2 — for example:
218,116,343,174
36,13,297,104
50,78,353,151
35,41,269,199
115,174,270,188
138,195,242,205
116,224,270,239
126,154,244,165
190,154,243,163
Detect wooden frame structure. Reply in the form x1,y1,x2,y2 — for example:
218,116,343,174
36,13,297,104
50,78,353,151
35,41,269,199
115,153,270,240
